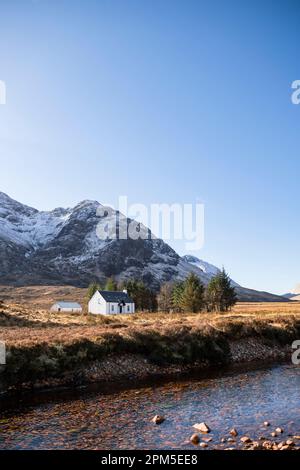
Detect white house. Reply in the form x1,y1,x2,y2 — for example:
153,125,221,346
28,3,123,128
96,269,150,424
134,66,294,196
88,289,135,315
50,301,82,313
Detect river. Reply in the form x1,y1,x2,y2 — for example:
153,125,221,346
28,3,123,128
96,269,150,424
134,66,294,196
0,363,299,449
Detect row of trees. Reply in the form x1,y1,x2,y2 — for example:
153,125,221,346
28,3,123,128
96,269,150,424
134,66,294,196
87,268,237,314
158,269,237,313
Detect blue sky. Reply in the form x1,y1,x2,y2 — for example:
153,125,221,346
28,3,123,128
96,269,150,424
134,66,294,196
0,0,299,294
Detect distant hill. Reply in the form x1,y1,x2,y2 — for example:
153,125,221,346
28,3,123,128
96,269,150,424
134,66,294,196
283,293,296,299
283,292,300,301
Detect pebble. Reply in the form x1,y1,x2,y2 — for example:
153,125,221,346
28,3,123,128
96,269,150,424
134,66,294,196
151,415,165,424
240,436,252,443
286,439,295,446
199,442,208,448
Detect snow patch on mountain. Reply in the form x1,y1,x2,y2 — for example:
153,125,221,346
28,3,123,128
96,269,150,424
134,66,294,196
182,255,221,276
181,255,240,287
0,191,72,249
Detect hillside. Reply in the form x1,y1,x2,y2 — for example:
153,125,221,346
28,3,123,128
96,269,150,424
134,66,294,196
0,192,288,302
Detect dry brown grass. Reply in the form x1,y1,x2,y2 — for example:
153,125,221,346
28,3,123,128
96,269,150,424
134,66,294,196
1,299,300,347
1,285,300,389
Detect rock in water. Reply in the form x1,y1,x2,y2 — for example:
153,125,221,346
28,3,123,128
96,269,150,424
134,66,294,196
240,436,252,443
193,422,211,433
285,439,295,446
190,434,200,444
230,428,238,437
199,442,208,448
151,415,165,425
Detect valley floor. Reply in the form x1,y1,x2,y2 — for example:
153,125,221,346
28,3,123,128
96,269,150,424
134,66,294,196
0,285,300,394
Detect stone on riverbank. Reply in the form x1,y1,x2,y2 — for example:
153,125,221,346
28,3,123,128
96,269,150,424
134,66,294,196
193,422,210,433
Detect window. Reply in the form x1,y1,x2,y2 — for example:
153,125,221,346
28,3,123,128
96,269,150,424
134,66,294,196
127,305,130,312
111,305,114,312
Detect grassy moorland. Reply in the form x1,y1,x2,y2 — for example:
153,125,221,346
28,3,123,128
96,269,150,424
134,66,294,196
0,286,300,391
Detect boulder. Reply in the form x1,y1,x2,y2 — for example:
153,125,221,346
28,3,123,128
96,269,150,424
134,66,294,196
276,427,284,434
193,422,211,433
230,428,238,437
151,415,165,425
190,433,200,444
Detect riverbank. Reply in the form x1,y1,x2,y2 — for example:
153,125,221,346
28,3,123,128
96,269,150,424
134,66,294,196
0,301,299,395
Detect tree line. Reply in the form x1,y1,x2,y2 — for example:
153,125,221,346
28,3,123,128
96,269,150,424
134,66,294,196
158,269,237,313
87,268,237,313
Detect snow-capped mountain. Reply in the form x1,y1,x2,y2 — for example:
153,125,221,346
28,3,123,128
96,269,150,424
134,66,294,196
0,192,71,249
0,192,288,301
0,191,206,289
181,255,240,287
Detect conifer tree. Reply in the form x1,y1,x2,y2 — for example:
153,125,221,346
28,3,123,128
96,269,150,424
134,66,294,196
205,268,237,312
105,276,117,291
123,279,157,312
172,281,185,312
180,273,205,313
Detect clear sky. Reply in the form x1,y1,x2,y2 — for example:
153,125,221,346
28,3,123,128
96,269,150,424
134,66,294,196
0,0,299,295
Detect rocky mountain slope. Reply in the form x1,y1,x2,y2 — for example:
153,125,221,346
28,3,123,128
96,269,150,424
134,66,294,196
0,192,287,301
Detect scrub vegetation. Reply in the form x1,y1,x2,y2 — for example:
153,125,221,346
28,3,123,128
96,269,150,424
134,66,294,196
0,289,300,390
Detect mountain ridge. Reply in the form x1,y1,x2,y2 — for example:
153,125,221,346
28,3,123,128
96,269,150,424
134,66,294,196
0,192,288,302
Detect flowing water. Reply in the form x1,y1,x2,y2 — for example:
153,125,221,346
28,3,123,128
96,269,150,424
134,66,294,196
0,363,299,449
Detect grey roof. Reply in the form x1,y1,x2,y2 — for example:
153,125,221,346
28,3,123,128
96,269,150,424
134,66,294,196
99,290,134,303
54,301,82,308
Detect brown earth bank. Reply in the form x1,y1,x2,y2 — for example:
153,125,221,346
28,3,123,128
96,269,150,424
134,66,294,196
0,286,300,395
